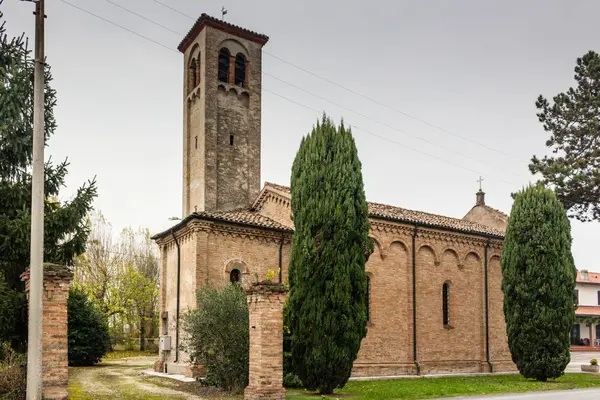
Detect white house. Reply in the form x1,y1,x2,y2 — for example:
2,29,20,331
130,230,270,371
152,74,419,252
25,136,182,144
572,269,600,348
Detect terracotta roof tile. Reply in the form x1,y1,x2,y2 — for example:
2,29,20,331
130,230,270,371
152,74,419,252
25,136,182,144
193,209,291,231
577,270,600,285
263,183,504,238
178,13,269,53
575,306,600,316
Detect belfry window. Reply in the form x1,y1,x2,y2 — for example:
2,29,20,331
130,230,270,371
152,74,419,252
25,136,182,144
188,58,197,93
442,282,450,326
234,53,247,87
218,48,230,83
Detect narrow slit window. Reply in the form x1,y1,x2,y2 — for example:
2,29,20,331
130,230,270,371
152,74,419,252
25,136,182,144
194,136,198,149
366,275,371,322
229,135,234,146
442,282,450,326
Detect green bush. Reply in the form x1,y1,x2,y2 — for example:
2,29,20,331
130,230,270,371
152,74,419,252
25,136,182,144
591,359,598,366
68,286,111,366
502,184,576,381
183,284,249,392
0,343,25,400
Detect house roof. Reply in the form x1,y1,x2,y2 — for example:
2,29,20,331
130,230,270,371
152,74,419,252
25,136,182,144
577,270,600,285
575,306,600,317
178,13,269,53
259,183,505,238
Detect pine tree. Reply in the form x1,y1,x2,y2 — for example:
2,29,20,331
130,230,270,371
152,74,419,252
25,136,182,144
0,14,97,350
530,50,600,222
288,114,373,394
501,184,576,381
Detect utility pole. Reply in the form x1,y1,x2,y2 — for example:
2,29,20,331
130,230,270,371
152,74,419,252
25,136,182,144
26,0,45,398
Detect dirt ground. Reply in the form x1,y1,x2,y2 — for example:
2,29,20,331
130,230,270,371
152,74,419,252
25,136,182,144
68,356,237,400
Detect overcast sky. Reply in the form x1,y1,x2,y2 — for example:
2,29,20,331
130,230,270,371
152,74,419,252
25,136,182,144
2,0,599,268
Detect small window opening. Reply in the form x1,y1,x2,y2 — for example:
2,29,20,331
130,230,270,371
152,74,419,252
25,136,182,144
194,136,198,149
230,269,241,283
218,48,230,83
229,135,234,146
442,282,450,326
188,58,197,93
366,275,371,322
234,54,246,87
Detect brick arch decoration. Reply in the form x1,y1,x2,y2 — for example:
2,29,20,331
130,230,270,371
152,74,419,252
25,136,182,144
417,243,440,266
370,234,385,260
441,247,462,268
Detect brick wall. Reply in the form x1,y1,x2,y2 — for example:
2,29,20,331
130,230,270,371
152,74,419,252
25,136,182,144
244,282,288,400
22,263,73,400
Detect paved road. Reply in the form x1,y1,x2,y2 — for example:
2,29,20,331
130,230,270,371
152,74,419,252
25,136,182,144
436,388,600,399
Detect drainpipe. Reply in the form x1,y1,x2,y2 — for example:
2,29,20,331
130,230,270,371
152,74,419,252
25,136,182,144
278,236,284,283
171,229,181,363
412,225,421,375
484,238,493,373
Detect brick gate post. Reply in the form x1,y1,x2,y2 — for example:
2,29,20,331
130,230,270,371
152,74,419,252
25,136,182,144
22,263,73,400
244,281,288,400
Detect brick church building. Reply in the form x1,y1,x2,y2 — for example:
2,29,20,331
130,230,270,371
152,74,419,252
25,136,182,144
153,13,516,377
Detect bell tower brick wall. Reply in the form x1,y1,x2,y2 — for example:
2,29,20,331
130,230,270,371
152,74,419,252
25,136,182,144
180,16,268,216
21,263,73,400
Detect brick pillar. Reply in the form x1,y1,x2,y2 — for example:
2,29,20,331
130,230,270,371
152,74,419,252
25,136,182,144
21,263,73,400
244,282,288,400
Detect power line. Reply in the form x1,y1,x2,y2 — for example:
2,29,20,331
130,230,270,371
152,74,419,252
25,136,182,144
265,72,525,178
58,0,176,53
58,0,522,189
102,0,181,36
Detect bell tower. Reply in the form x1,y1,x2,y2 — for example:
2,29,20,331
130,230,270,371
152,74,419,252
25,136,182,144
179,14,268,215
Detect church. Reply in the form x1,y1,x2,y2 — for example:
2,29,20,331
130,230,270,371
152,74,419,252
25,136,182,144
152,13,516,377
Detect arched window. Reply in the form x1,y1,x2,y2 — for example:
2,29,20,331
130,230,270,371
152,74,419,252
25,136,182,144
188,58,197,93
230,269,241,283
218,48,230,83
234,53,246,87
442,282,450,326
366,275,371,322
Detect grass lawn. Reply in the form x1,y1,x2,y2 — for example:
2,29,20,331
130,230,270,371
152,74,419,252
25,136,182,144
286,373,600,399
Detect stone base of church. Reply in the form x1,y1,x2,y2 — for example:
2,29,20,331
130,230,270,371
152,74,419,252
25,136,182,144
489,360,518,372
244,387,286,400
352,362,417,377
419,360,486,375
185,363,206,378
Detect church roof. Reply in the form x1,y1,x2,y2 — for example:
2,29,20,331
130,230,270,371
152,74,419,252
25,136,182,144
151,208,291,240
257,183,505,238
178,13,269,53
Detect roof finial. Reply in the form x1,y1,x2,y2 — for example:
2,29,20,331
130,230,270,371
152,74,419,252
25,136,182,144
476,176,485,206
221,6,228,20
477,176,484,191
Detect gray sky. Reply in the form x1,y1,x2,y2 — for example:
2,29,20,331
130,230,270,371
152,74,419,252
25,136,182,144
2,0,599,268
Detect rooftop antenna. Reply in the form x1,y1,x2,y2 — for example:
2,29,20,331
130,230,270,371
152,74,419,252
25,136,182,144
221,6,228,20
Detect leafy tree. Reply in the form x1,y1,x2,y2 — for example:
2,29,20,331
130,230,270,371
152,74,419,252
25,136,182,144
288,114,372,394
0,12,97,350
530,50,600,222
182,284,249,392
68,286,110,366
501,184,576,381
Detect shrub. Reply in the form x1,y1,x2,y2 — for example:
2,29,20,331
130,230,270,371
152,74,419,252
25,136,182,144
68,286,111,366
0,343,25,400
502,184,576,381
183,284,249,392
591,359,598,366
288,115,372,394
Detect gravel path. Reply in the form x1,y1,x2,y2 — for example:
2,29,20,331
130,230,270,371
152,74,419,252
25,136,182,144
68,356,206,400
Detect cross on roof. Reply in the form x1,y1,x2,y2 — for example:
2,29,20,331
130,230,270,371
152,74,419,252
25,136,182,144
477,176,484,191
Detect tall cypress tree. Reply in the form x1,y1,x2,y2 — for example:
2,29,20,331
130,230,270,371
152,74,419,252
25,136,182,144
501,184,576,381
288,114,372,394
